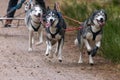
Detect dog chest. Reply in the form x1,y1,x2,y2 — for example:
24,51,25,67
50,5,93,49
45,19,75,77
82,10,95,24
47,33,62,40
85,33,102,48
86,32,102,41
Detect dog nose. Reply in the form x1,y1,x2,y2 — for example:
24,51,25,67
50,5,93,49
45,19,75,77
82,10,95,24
50,19,53,22
100,18,103,22
38,13,41,17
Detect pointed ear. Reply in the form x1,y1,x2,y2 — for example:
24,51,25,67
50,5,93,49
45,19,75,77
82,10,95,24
46,6,50,11
92,10,98,17
54,3,57,11
86,18,92,26
54,2,61,11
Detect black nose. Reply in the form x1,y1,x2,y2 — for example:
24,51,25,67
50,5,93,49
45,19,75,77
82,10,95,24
50,19,53,22
38,13,41,16
100,18,103,22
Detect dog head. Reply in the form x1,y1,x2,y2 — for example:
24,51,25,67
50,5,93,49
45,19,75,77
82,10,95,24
88,9,107,27
30,5,43,19
45,6,59,27
24,2,30,12
24,1,34,12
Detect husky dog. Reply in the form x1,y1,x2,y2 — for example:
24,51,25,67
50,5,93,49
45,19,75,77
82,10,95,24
24,1,34,12
74,9,107,65
25,5,43,52
45,5,67,62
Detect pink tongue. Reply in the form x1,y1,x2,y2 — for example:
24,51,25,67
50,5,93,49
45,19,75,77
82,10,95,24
100,22,105,27
46,22,51,28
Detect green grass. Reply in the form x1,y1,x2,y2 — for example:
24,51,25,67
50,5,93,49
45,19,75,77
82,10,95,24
61,0,120,63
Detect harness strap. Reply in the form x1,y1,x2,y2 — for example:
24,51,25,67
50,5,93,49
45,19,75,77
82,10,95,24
46,27,60,38
90,26,102,40
31,22,41,31
30,17,41,32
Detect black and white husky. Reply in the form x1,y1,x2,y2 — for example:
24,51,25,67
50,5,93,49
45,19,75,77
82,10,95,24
25,5,43,52
74,9,107,65
45,6,67,62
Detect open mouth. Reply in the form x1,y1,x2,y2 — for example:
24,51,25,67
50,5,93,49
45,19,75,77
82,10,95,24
33,14,42,20
96,19,105,27
35,15,41,18
34,13,41,17
46,20,55,28
50,20,55,25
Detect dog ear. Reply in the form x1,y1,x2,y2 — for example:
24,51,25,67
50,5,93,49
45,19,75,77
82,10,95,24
46,6,50,11
89,10,98,24
86,18,92,26
54,2,60,12
54,3,57,11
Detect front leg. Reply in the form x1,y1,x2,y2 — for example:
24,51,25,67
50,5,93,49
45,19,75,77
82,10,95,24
36,30,43,45
55,42,59,56
91,41,101,57
84,39,94,64
45,41,53,58
28,31,33,52
84,39,92,52
58,39,64,62
45,41,50,56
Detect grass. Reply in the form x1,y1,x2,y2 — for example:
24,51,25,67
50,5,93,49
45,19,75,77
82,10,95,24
60,0,120,63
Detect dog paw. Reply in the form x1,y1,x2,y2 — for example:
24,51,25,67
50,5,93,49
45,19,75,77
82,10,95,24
35,41,43,46
28,48,33,52
45,53,49,56
59,59,62,62
45,50,50,56
89,63,94,66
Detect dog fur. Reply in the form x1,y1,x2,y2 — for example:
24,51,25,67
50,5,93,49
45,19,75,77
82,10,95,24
45,5,67,62
74,9,107,65
25,5,44,52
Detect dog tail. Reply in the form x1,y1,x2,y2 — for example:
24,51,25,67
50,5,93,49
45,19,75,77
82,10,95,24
74,39,78,46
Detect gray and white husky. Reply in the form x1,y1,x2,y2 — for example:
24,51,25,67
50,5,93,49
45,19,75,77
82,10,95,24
25,5,43,52
45,5,67,62
74,9,107,65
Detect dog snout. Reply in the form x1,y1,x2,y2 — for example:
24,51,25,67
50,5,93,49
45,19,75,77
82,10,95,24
50,19,53,22
38,13,41,17
100,18,103,22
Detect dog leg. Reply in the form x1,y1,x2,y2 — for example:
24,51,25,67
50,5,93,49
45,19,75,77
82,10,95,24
32,36,34,44
45,41,53,58
84,39,92,52
78,52,83,64
58,39,63,62
55,42,59,56
89,54,94,65
74,39,78,46
48,41,53,58
28,31,33,52
36,30,43,45
84,39,94,65
45,41,49,56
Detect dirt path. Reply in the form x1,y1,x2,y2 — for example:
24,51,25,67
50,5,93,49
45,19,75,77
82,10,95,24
0,0,120,80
